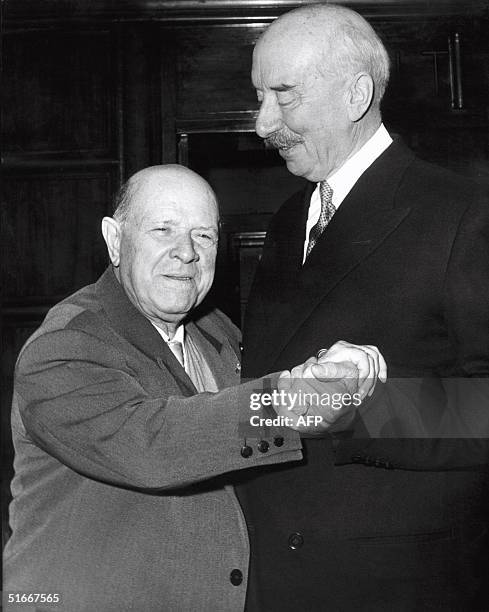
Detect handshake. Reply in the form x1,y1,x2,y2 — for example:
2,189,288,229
276,341,387,434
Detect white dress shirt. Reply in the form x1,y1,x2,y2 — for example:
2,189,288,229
302,124,393,262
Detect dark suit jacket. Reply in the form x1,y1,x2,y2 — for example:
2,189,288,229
4,267,302,612
239,140,489,611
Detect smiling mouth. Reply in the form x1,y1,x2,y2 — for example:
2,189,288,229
164,275,193,281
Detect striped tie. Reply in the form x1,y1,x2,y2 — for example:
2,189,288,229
305,181,335,259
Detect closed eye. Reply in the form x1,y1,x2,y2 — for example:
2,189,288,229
191,230,218,248
277,92,296,107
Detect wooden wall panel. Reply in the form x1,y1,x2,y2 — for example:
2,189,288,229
122,24,168,174
3,29,116,159
176,25,263,118
188,132,304,215
3,170,114,302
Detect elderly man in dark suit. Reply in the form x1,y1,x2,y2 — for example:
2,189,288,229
238,4,489,611
4,164,384,612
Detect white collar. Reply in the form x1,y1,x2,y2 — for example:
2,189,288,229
327,123,393,208
303,124,392,263
151,322,185,344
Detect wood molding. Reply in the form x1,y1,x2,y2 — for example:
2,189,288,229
5,0,488,25
176,112,258,134
1,158,121,169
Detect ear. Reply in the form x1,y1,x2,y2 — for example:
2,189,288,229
101,217,122,267
346,72,374,122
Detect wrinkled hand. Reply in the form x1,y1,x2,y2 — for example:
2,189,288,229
317,340,387,399
276,357,361,435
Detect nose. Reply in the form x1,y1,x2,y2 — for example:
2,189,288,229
255,95,283,139
169,233,199,263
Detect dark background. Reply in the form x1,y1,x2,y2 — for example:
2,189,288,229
2,0,489,550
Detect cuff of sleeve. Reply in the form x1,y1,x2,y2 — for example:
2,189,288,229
236,371,302,461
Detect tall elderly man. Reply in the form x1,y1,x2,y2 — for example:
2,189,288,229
239,4,489,611
4,164,383,612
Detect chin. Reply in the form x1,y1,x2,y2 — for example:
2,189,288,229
286,161,310,180
170,299,197,314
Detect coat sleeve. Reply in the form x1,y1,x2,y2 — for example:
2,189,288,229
14,326,302,491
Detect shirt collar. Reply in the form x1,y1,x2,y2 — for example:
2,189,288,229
327,123,393,209
151,322,185,344
96,266,171,362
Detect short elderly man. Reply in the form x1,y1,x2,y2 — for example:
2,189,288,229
4,165,383,612
238,4,489,611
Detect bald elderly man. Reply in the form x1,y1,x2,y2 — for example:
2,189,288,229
4,165,384,612
239,4,489,611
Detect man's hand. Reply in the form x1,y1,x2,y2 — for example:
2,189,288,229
275,341,387,434
276,358,360,434
317,340,387,399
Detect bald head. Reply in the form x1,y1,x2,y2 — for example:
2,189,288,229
257,4,390,107
113,164,218,226
102,164,219,336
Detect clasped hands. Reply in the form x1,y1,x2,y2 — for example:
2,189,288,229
277,340,387,434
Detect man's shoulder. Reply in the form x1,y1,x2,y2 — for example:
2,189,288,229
400,155,489,220
46,281,104,329
192,306,241,351
19,278,109,360
264,180,312,238
409,155,484,191
279,181,311,211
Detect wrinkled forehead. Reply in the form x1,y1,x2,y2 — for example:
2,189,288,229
130,174,219,227
252,27,324,88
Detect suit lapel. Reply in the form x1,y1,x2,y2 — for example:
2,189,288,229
247,186,311,371
96,268,197,394
189,321,241,389
263,139,415,370
261,184,312,304
281,182,314,274
96,269,240,395
299,184,412,307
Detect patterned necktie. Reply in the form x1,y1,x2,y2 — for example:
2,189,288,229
305,181,335,259
168,340,185,368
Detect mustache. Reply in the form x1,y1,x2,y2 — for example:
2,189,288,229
264,129,304,150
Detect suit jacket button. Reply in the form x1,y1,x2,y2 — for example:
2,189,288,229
258,440,270,453
288,532,304,550
230,569,243,586
241,445,253,458
273,436,284,447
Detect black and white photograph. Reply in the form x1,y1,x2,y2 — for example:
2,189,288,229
2,1,489,610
